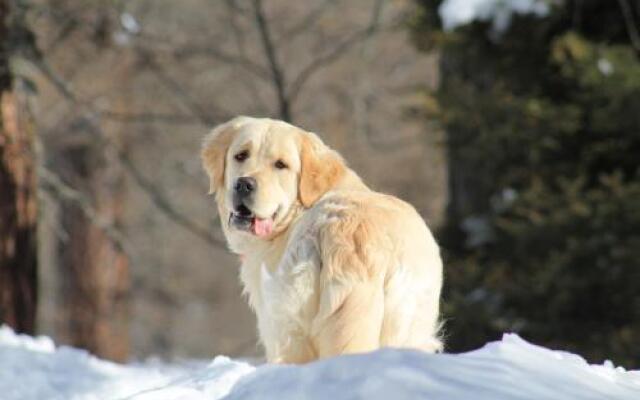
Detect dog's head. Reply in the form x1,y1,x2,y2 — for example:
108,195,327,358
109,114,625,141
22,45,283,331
201,116,346,245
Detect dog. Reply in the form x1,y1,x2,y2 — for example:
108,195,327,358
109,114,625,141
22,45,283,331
201,116,443,363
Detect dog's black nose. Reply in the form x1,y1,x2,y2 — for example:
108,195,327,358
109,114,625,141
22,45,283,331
235,177,256,195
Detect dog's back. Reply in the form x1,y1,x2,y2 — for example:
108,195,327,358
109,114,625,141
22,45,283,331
285,190,443,358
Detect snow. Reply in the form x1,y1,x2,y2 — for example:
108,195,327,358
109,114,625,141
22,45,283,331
0,326,252,400
597,58,614,76
461,215,494,247
439,0,551,33
1,325,639,400
120,13,141,34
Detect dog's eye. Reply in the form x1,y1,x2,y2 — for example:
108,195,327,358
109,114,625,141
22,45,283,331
274,160,288,170
234,150,249,162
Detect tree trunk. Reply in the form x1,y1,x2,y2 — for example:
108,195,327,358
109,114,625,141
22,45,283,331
0,0,38,333
54,52,131,361
56,143,130,361
59,187,129,361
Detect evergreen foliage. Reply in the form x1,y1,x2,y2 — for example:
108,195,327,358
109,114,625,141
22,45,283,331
412,0,640,367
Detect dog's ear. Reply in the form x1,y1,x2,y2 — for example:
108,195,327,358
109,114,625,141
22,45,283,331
201,117,249,194
299,132,346,207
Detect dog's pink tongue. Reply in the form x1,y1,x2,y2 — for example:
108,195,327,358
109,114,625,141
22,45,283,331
253,217,274,237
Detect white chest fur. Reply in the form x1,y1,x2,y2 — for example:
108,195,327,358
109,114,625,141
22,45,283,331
239,235,320,361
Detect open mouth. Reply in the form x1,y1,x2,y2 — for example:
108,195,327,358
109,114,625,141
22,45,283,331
229,204,276,238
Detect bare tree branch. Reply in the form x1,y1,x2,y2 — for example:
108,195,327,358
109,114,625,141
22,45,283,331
29,52,77,101
287,0,385,104
251,0,291,121
38,167,131,254
133,48,230,126
276,0,340,43
135,31,271,82
223,0,270,112
97,110,202,125
168,44,271,82
28,55,204,126
222,0,251,15
28,51,227,249
27,0,388,253
617,0,640,52
118,151,227,248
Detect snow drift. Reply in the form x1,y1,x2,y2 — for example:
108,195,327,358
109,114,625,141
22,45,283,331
0,325,638,400
439,0,550,33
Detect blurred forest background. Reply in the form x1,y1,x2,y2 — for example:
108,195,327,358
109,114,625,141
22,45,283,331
0,0,638,368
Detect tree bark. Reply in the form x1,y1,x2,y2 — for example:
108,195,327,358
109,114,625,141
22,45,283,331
58,177,129,361
55,53,131,362
54,115,130,362
0,0,38,334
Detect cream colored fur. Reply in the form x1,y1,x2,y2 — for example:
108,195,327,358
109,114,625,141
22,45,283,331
201,116,443,363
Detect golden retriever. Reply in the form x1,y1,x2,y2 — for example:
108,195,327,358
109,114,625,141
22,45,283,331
201,116,443,363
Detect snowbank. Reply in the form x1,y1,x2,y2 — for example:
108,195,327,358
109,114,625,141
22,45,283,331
439,0,550,33
0,326,252,400
1,325,638,400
